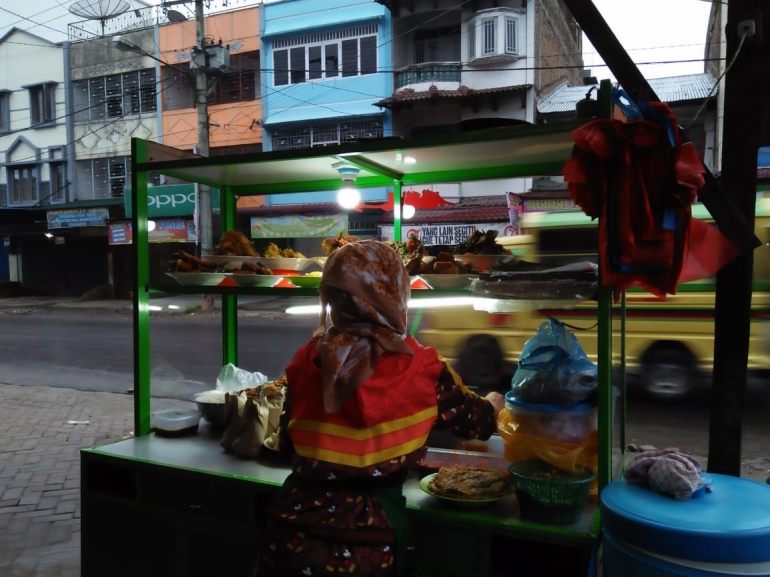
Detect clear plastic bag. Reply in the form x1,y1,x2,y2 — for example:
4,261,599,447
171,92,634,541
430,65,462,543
216,363,268,394
510,319,597,407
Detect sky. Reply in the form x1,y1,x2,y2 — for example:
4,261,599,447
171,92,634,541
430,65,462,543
0,0,715,82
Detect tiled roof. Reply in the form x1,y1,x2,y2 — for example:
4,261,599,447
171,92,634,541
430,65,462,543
537,73,717,114
375,84,532,109
378,195,510,224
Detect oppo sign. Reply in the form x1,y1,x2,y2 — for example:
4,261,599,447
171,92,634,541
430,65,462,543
123,184,219,218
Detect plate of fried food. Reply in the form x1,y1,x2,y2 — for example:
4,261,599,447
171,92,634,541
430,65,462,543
420,467,515,507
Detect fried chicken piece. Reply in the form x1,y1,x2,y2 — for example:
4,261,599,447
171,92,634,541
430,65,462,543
321,234,358,255
214,230,259,257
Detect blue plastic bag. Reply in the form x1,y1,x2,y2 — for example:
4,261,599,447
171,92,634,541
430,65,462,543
511,319,597,406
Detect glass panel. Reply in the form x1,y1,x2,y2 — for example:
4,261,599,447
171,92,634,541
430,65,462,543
90,77,106,120
105,74,123,118
124,72,140,114
274,50,289,86
341,38,358,77
308,46,322,80
139,69,157,112
108,157,126,198
360,36,376,75
325,44,339,78
290,47,305,84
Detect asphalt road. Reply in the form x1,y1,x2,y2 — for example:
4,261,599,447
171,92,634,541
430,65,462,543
1,305,767,480
0,307,317,399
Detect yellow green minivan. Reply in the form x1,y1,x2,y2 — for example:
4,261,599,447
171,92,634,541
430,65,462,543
417,198,770,401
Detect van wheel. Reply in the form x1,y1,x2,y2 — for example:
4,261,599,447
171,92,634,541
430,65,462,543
642,349,695,401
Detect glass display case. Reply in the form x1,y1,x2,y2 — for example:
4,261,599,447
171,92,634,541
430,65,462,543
81,87,625,577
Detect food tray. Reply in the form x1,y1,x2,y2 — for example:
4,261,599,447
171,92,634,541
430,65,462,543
165,272,228,286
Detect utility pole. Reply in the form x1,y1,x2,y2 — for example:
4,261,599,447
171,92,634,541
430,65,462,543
194,0,213,259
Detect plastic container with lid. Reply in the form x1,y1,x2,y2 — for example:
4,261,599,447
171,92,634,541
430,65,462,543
151,407,201,437
600,476,770,576
504,391,596,444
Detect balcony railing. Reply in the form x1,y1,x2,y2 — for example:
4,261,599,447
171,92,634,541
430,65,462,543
395,63,462,89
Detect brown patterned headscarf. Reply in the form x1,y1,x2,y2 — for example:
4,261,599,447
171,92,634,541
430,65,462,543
313,240,413,413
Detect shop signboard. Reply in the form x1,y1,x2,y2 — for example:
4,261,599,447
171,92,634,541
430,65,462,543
521,198,575,212
250,213,347,238
47,207,109,229
108,219,196,245
379,222,514,245
124,184,220,218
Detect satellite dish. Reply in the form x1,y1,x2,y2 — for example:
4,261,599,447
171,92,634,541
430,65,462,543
68,0,130,35
166,9,187,23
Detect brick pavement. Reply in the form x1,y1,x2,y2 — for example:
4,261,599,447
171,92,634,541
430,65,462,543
0,383,189,577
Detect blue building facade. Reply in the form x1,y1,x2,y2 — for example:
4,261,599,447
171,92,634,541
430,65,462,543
260,0,392,159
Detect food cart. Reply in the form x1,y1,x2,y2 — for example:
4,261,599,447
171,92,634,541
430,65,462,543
80,87,626,577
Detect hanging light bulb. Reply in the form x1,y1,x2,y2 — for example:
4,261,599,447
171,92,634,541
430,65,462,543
147,220,157,232
337,180,360,209
402,204,416,219
334,163,361,209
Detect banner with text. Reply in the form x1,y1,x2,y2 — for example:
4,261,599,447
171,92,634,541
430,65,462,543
250,213,348,238
378,223,516,245
108,219,196,245
47,207,109,229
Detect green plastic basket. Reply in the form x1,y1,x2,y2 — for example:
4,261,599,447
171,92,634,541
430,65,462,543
508,459,595,524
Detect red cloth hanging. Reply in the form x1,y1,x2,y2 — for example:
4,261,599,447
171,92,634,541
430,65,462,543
562,102,739,298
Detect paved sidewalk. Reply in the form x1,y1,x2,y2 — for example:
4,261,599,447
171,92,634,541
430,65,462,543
0,383,190,577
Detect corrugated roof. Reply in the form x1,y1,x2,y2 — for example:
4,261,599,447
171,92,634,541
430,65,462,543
376,84,532,109
537,73,717,114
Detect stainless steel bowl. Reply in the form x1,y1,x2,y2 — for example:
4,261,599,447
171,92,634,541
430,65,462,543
192,393,228,429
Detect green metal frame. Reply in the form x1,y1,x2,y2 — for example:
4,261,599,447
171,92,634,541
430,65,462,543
130,102,622,495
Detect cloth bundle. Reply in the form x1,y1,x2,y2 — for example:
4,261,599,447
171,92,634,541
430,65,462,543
624,448,705,500
562,97,739,299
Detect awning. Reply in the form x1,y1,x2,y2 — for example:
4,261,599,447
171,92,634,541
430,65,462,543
262,3,385,38
264,99,383,126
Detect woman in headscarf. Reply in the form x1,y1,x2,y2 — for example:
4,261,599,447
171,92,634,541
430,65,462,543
255,240,504,577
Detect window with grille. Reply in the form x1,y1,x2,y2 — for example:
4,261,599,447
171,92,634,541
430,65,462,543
467,10,520,62
208,51,259,105
162,63,195,110
273,25,377,86
271,118,383,151
78,157,160,199
8,166,38,204
27,83,56,126
73,69,157,121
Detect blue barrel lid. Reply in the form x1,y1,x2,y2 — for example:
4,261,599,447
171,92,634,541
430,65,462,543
505,390,594,412
600,475,770,563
